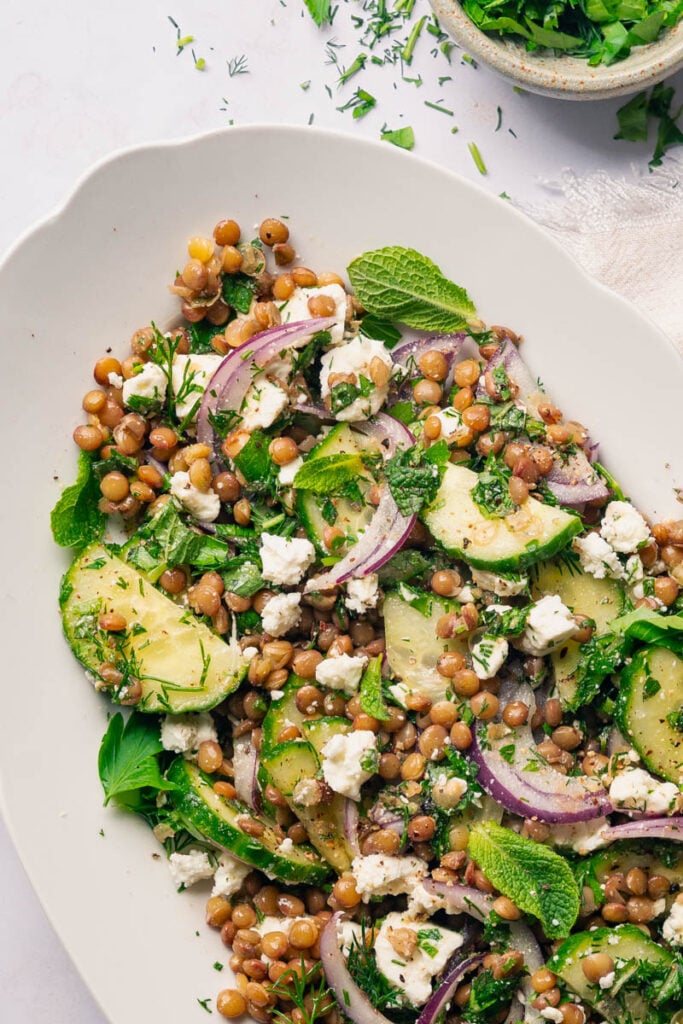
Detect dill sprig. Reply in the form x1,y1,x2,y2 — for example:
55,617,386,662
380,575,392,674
346,920,403,1011
270,959,333,1024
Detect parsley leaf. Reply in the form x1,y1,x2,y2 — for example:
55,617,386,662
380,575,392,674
464,967,521,1022
98,712,175,806
468,821,580,938
385,440,450,516
233,430,276,490
569,631,626,710
303,0,333,27
381,126,415,151
359,655,390,721
51,451,106,550
221,273,257,314
471,455,515,518
347,246,475,332
615,90,650,141
615,82,683,167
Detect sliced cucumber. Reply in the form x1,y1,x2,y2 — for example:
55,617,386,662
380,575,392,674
423,464,581,572
167,759,330,885
296,424,377,554
261,676,311,755
617,646,683,783
60,544,246,714
577,841,682,908
531,558,625,707
549,924,674,1023
384,587,468,703
260,740,353,873
301,716,352,756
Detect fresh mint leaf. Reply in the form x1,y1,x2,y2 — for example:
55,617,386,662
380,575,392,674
347,246,475,332
471,455,515,519
569,631,626,710
126,502,229,579
221,273,257,314
233,430,275,488
303,0,333,27
381,126,415,151
464,967,520,1022
359,655,390,721
377,549,437,586
610,606,683,652
293,452,365,494
98,713,175,806
385,441,449,516
468,821,580,938
615,90,650,140
359,314,402,348
221,557,263,598
51,451,106,550
188,320,228,354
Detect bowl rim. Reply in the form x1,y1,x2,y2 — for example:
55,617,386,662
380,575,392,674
430,0,683,99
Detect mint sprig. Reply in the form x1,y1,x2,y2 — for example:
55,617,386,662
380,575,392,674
359,655,390,721
468,821,580,938
51,450,106,550
347,246,476,332
293,452,366,494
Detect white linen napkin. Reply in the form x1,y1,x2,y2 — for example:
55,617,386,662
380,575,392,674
520,156,683,352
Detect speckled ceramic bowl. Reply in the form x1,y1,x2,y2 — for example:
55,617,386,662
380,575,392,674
430,0,683,99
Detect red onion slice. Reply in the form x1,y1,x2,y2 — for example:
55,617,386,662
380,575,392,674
232,735,260,811
476,339,541,409
344,799,361,856
196,317,337,458
320,912,395,1024
543,449,609,507
304,414,416,592
422,879,494,920
601,817,683,843
416,954,485,1024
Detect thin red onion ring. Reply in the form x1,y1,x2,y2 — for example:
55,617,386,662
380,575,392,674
416,954,486,1024
600,817,683,843
320,912,395,1024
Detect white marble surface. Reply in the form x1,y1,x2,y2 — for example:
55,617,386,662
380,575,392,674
1,1,681,1021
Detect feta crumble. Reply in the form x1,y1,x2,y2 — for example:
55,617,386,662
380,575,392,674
171,353,223,422
211,853,251,898
598,971,615,990
374,912,464,1006
168,850,214,888
352,854,428,903
160,712,218,756
662,895,683,946
241,378,289,432
260,532,315,586
470,569,527,596
551,818,610,855
573,532,624,580
471,634,509,680
170,471,221,522
122,362,168,409
600,500,650,553
278,455,304,487
321,730,377,800
608,766,681,816
279,284,347,343
320,337,394,422
540,1010,565,1023
433,407,464,439
261,592,302,637
345,574,379,615
518,595,578,656
315,652,368,695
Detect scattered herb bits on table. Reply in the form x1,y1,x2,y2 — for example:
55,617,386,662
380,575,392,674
53,215,683,1024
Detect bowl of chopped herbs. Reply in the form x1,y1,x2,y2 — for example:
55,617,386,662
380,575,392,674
430,0,683,98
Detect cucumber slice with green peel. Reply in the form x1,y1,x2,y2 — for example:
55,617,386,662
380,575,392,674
302,716,352,756
167,759,330,886
616,646,683,783
549,924,675,1023
260,740,353,873
422,464,581,572
296,424,377,555
261,676,311,756
60,544,246,714
384,587,468,703
576,841,683,908
531,558,625,708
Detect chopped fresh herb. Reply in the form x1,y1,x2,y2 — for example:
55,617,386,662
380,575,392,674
359,655,390,721
424,99,454,116
359,314,402,348
303,0,334,28
385,440,450,516
481,604,530,637
51,451,106,550
416,927,441,957
377,549,437,586
337,88,377,120
339,53,367,84
233,430,277,490
381,126,415,151
463,967,520,1022
227,54,249,76
402,14,427,62
293,452,365,494
271,958,333,1024
468,141,487,176
569,632,627,710
348,245,476,333
616,82,683,167
125,501,229,580
471,455,515,518
220,557,263,598
666,705,683,732
197,997,212,1013
221,272,256,314
346,922,403,1011
98,713,175,808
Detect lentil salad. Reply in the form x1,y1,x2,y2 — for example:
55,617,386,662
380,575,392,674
54,216,683,1024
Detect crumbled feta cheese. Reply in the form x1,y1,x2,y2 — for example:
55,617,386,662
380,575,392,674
434,407,463,439
122,362,168,409
172,353,223,421
662,895,683,946
260,532,315,586
652,898,667,918
574,532,624,580
168,850,214,888
598,971,615,991
269,689,285,701
320,337,394,421
241,378,289,432
261,592,302,637
455,584,478,603
170,471,221,522
278,455,304,487
470,569,527,596
407,882,445,919
107,371,124,389
292,778,324,807
242,646,259,662
280,283,347,344
518,595,578,656
345,573,379,615
315,652,368,695
160,712,218,755
321,730,377,800
337,918,363,954
352,854,428,903
471,634,509,680
430,775,468,808
211,853,251,898
277,837,295,855
373,912,464,1006
540,1010,565,1023
609,767,681,816
551,818,610,855
600,501,650,554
